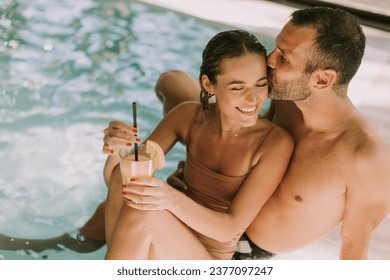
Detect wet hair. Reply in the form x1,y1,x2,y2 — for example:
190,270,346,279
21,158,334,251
199,30,267,109
291,7,366,87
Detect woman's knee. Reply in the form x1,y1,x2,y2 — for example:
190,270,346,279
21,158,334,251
120,208,162,234
105,210,155,259
155,70,188,96
154,70,199,115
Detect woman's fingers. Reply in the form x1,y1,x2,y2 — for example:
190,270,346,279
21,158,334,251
122,182,159,197
122,187,164,210
102,120,140,155
121,178,174,210
107,120,138,134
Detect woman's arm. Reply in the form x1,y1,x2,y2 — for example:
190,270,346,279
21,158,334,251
125,126,294,242
102,101,198,187
145,101,200,153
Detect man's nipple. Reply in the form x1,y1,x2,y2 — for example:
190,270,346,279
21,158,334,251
294,195,303,202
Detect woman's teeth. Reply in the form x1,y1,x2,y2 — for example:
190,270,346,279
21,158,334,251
236,106,256,113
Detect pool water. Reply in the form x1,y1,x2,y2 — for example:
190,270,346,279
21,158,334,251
0,0,273,260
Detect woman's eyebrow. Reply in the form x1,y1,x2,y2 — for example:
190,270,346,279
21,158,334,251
227,80,245,85
227,77,267,85
258,76,268,81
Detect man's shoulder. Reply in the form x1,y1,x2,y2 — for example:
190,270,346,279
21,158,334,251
345,116,386,158
345,116,390,187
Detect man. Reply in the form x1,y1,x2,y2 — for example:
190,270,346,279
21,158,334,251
148,7,390,259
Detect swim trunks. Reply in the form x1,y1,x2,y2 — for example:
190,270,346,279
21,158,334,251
232,233,275,260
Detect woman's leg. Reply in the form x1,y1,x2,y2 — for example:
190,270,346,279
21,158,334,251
105,164,125,245
105,162,213,259
106,70,198,240
105,207,214,260
154,70,200,115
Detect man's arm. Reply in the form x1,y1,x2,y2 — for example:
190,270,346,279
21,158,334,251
340,142,390,259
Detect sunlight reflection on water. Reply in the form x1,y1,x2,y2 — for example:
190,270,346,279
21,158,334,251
0,0,229,259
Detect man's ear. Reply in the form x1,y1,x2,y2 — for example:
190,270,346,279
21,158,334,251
311,69,337,89
201,74,213,93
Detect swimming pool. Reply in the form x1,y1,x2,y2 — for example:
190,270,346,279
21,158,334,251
0,0,275,260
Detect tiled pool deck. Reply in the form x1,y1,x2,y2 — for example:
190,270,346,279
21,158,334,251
135,0,390,259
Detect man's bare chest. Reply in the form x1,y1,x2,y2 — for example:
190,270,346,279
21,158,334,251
279,139,348,202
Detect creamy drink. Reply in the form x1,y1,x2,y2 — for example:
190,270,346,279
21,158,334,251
119,145,155,184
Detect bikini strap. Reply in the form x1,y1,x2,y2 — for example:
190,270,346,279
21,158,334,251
185,103,202,148
248,122,277,171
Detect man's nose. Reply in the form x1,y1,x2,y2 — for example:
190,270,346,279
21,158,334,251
267,50,276,69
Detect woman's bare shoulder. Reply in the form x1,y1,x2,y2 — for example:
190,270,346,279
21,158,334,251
166,101,201,117
256,118,294,152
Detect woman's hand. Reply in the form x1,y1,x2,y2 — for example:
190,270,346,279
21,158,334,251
102,120,140,155
121,177,178,211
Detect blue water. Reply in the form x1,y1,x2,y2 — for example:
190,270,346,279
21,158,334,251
0,0,273,259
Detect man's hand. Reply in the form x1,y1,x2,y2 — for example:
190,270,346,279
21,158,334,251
167,160,187,192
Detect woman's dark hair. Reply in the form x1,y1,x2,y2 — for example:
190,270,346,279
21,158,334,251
199,30,267,109
291,7,366,87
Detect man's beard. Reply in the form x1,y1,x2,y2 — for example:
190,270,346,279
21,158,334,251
268,73,311,101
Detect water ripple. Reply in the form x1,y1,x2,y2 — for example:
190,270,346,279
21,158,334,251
0,0,224,260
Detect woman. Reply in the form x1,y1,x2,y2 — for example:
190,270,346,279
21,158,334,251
103,30,293,259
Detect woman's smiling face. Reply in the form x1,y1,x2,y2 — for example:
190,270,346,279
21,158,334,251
211,52,268,127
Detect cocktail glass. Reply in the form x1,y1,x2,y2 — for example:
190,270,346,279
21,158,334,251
119,144,155,183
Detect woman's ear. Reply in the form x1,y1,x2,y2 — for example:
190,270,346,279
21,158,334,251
201,74,213,93
312,69,337,89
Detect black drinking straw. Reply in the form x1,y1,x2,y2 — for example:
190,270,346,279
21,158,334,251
132,102,138,161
